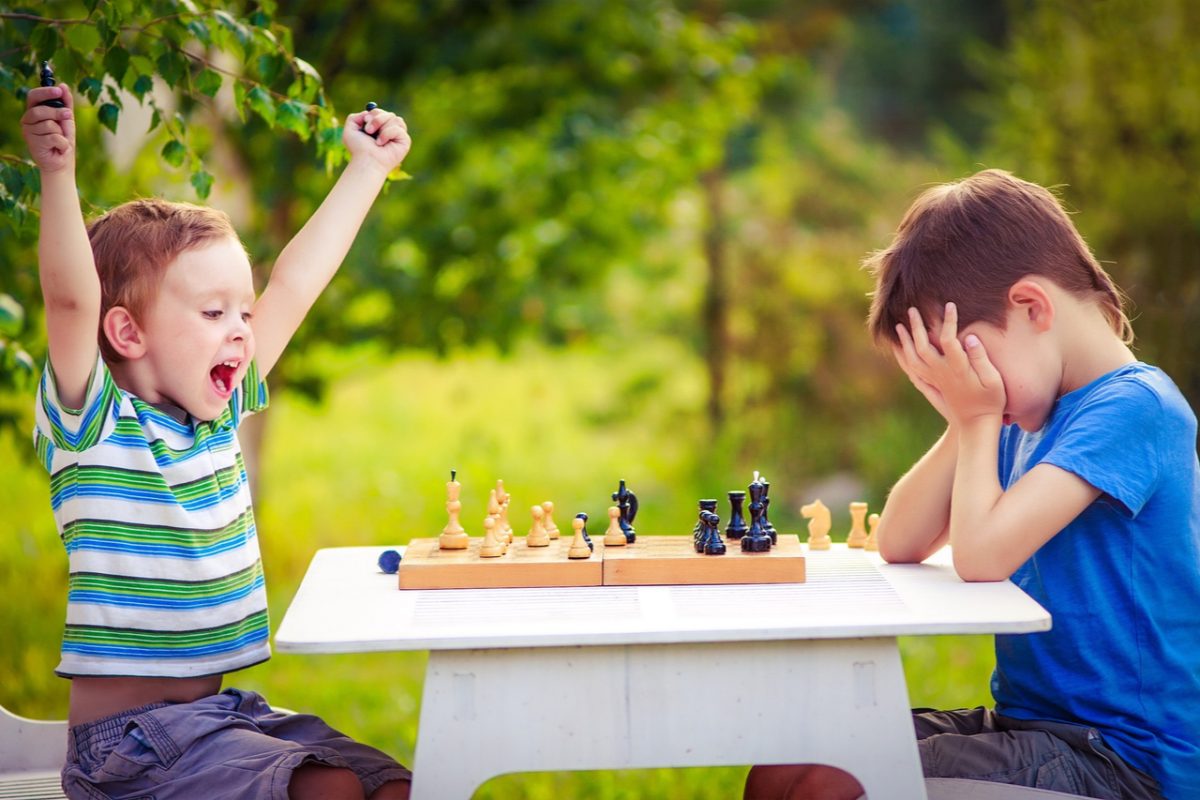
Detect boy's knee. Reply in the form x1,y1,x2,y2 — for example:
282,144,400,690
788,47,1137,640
744,764,864,800
289,763,365,799
368,779,411,800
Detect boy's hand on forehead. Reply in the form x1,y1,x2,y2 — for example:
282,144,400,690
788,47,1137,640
344,104,411,174
894,302,1006,428
21,84,75,173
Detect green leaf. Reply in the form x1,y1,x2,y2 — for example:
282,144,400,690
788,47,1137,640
232,81,248,121
247,86,275,126
188,19,212,46
257,53,285,85
190,169,213,199
77,76,103,103
32,25,59,62
131,74,154,101
196,68,222,97
277,100,310,140
103,46,130,83
0,294,24,338
98,103,120,134
294,57,322,84
65,23,102,55
161,139,187,167
213,10,250,52
156,51,186,87
148,107,161,132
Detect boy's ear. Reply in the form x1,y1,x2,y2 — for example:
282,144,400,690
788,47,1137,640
1008,279,1055,332
102,307,148,359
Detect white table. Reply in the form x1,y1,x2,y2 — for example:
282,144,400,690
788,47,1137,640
276,545,1049,800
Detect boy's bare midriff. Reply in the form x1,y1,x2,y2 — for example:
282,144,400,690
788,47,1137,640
69,674,223,727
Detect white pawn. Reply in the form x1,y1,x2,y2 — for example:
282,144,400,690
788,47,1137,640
480,516,505,558
865,513,880,552
527,505,550,547
603,505,626,546
542,501,561,540
567,516,592,559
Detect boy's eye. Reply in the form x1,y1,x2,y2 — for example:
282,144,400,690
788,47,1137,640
241,312,253,322
202,310,222,320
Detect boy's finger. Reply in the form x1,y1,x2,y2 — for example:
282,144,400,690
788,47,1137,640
907,307,938,359
963,334,1002,387
26,85,64,108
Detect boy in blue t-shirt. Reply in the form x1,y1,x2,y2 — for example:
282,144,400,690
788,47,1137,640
745,170,1200,800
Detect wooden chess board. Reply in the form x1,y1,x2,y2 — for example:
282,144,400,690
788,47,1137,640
397,534,806,589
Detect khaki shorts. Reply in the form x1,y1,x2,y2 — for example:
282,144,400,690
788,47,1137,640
915,707,1161,799
62,688,411,800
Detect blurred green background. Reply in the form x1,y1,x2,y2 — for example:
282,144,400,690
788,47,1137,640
2,1,1196,797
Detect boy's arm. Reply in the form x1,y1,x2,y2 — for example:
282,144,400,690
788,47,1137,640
22,84,100,409
875,428,954,563
251,107,411,378
899,303,1101,581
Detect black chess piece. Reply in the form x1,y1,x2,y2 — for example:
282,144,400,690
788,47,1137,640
39,62,65,108
612,479,639,543
725,491,749,539
575,512,594,552
761,478,777,545
693,499,718,551
700,511,726,555
361,101,380,138
741,479,772,553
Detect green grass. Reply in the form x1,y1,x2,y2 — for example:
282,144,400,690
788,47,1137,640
0,341,995,798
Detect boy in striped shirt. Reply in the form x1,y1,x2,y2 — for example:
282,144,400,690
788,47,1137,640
24,81,412,799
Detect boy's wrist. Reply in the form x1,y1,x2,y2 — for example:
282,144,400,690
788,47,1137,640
343,155,393,184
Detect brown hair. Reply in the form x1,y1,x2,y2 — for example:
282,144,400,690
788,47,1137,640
865,169,1132,346
87,198,242,362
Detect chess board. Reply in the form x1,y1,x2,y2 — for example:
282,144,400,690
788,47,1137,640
396,534,806,589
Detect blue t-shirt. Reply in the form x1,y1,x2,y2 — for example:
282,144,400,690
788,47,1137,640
993,362,1200,799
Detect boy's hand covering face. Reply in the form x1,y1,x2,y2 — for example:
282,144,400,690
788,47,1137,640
21,85,75,173
893,302,1007,428
344,106,411,174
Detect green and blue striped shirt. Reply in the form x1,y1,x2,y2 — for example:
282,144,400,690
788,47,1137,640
34,355,271,678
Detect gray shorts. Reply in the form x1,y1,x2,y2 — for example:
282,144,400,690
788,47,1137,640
915,707,1162,799
62,688,411,800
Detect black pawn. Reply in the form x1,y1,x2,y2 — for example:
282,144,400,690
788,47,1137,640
725,491,749,539
362,101,380,138
575,512,593,552
39,62,65,109
700,511,726,555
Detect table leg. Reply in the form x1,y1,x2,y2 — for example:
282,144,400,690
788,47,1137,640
408,637,925,800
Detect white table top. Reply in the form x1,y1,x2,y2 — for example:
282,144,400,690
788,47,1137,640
275,544,1050,654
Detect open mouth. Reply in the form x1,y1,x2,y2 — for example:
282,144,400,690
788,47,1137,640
210,360,240,395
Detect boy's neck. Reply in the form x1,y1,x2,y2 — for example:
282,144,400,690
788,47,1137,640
109,358,188,420
1057,301,1136,394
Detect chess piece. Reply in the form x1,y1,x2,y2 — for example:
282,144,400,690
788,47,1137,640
725,491,749,539
612,479,639,544
694,499,718,549
847,502,869,548
362,101,380,138
542,501,561,540
604,506,627,546
741,478,772,553
761,477,777,544
496,480,514,544
865,513,880,552
38,62,66,108
527,504,550,547
801,499,832,550
378,549,402,574
439,469,469,550
479,516,505,557
577,512,594,551
699,510,726,555
568,514,593,559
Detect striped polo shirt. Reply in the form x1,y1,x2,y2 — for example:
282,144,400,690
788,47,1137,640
33,354,271,678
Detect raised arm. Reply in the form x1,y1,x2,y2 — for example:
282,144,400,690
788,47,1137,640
251,106,411,377
22,84,99,409
874,428,954,563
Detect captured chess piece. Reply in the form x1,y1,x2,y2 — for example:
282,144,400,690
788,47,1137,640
541,501,560,540
38,61,66,108
725,490,749,539
480,516,505,558
603,506,627,546
741,477,772,553
612,479,639,544
847,502,869,548
801,499,832,550
568,514,593,559
698,510,726,555
865,512,880,552
377,549,402,574
527,504,550,547
439,469,469,550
